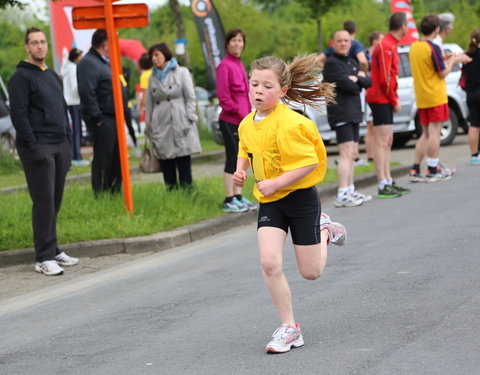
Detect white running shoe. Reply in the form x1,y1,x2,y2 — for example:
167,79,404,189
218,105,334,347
335,193,363,208
54,252,79,266
350,190,372,203
320,213,347,246
266,323,304,354
34,260,64,276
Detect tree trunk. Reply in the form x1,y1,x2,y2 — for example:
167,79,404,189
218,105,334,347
168,0,191,69
317,17,323,52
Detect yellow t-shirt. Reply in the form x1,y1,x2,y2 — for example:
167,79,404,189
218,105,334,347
238,103,327,203
140,69,152,90
409,40,447,109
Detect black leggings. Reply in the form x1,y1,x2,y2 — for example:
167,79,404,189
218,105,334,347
219,120,239,174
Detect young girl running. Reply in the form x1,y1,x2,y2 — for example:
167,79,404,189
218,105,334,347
233,55,347,354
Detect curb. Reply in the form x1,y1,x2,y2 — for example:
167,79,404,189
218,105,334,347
0,164,410,267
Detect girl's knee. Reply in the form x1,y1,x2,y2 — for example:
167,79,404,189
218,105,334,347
261,258,282,276
300,268,323,280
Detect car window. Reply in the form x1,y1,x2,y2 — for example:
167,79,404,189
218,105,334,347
398,52,411,78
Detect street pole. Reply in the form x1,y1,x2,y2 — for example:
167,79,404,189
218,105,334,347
103,0,134,214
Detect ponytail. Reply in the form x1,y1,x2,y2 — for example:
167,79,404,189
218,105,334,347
250,54,335,108
466,29,480,56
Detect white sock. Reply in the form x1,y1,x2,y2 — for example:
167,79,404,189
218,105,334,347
386,178,393,185
426,157,439,168
378,179,388,190
337,187,349,199
347,184,355,194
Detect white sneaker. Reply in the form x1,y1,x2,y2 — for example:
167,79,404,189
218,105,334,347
335,193,363,208
134,146,142,158
266,323,304,353
320,213,347,246
354,158,370,167
350,190,372,202
71,159,90,167
35,260,64,276
54,252,79,266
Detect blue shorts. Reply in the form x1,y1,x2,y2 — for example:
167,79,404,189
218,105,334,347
257,187,321,245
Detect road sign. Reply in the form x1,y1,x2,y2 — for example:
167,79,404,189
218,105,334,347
73,0,150,214
72,4,149,30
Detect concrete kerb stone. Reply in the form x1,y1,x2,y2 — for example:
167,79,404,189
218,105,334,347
0,164,411,268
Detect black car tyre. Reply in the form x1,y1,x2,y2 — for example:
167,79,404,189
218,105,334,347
441,107,458,146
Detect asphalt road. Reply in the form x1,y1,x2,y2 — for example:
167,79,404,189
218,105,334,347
1,150,479,374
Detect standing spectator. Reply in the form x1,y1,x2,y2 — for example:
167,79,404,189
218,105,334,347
216,28,256,213
121,66,141,157
366,12,410,198
323,29,372,207
317,20,369,73
432,12,457,175
77,29,126,195
463,29,480,165
364,31,384,164
433,13,455,49
408,15,468,182
8,27,79,276
137,52,152,129
145,42,201,190
62,47,88,167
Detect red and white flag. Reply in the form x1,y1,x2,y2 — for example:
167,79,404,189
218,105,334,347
391,0,419,45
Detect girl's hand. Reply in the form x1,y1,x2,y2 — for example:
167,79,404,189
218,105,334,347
257,179,278,197
233,170,247,187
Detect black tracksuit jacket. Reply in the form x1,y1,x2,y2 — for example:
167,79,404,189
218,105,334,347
8,61,70,149
322,52,372,128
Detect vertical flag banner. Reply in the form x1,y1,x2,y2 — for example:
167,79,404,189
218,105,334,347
190,0,226,91
49,0,98,72
391,0,419,45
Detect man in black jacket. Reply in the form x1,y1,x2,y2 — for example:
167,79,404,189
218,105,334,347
8,27,79,276
77,29,126,195
323,29,372,208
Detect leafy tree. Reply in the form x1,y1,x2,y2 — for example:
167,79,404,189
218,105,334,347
295,0,351,52
0,0,23,9
0,5,52,83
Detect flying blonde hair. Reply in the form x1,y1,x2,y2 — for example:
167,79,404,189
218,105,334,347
250,54,335,109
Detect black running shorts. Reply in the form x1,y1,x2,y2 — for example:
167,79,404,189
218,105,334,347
257,187,321,246
467,89,480,128
335,122,360,144
369,103,393,126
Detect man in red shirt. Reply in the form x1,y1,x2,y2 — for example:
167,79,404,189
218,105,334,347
366,11,410,198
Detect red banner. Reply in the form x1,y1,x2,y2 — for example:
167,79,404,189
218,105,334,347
49,0,98,72
391,0,419,45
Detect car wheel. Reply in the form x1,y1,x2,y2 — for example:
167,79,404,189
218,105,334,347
413,108,458,146
440,107,458,146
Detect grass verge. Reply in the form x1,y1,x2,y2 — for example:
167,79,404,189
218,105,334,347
1,159,396,251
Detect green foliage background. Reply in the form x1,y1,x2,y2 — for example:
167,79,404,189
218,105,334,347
0,0,479,91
